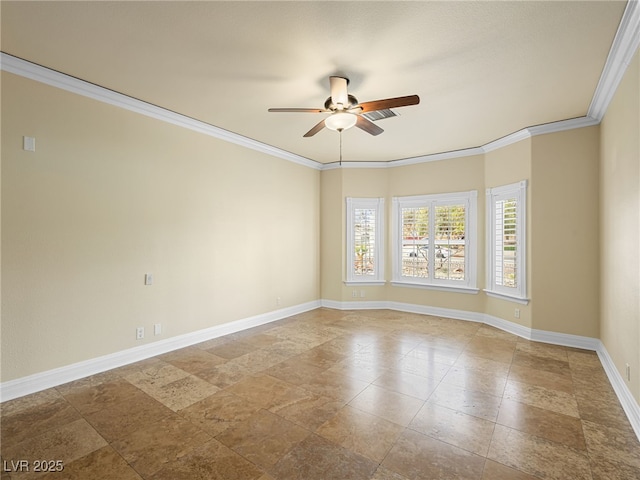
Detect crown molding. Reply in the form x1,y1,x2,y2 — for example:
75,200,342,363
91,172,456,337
0,52,323,171
588,0,640,120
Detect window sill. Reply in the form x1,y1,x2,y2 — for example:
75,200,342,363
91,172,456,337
344,280,386,286
391,281,479,295
484,290,529,305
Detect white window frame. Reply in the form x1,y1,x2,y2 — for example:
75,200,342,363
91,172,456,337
391,191,478,293
346,197,385,285
485,180,528,304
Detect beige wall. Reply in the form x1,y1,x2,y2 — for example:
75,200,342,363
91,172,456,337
600,49,640,403
1,72,320,381
530,127,600,338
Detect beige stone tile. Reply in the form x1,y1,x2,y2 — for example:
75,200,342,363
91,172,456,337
61,379,143,415
291,344,348,369
111,414,211,478
313,333,374,356
481,460,540,480
463,336,516,364
1,396,82,448
504,380,579,418
515,339,570,362
508,364,574,394
224,374,310,411
257,475,276,480
429,382,502,421
349,384,424,426
39,446,142,480
136,374,220,411
575,388,632,430
582,419,640,469
590,458,640,480
2,419,108,479
442,364,508,396
84,391,174,442
259,339,311,358
226,349,289,374
270,433,378,480
453,352,512,376
488,424,592,480
123,362,190,390
264,357,326,386
370,466,411,480
316,405,403,462
204,340,259,359
216,409,309,470
111,356,166,377
567,348,601,368
178,390,261,437
159,347,227,374
393,355,451,381
409,402,496,456
496,398,586,450
297,370,370,403
55,371,124,396
326,357,390,383
194,359,252,388
476,324,519,341
373,369,439,400
231,332,280,349
512,349,571,378
404,343,463,366
0,389,64,417
268,392,345,432
382,428,485,480
148,439,264,480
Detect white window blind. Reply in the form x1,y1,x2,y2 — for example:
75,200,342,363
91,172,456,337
486,181,528,302
392,191,477,292
353,207,376,277
346,198,385,284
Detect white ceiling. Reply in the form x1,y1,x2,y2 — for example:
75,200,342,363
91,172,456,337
1,1,628,164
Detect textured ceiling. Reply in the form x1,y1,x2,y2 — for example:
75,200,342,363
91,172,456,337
0,1,628,164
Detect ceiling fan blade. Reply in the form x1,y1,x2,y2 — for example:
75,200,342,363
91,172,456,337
303,118,327,137
268,108,326,113
355,115,384,136
358,95,420,113
330,76,349,108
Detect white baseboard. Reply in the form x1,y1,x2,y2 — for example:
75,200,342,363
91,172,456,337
0,300,320,402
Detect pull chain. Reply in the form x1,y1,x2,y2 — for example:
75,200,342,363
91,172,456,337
339,128,343,166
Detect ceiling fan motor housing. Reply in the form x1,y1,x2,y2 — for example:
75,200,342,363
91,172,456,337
324,94,359,112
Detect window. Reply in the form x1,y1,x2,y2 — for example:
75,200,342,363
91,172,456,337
486,180,528,303
346,197,385,285
392,191,478,292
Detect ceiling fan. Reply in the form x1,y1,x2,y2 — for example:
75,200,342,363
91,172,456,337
268,76,420,137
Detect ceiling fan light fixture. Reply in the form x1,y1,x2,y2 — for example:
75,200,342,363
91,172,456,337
325,112,357,132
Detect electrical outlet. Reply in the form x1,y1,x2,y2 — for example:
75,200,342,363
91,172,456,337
144,273,153,286
276,296,281,306
136,327,145,340
514,308,520,319
352,290,358,298
626,363,631,381
154,324,162,336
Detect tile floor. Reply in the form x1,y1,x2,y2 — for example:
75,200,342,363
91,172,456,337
2,308,639,479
